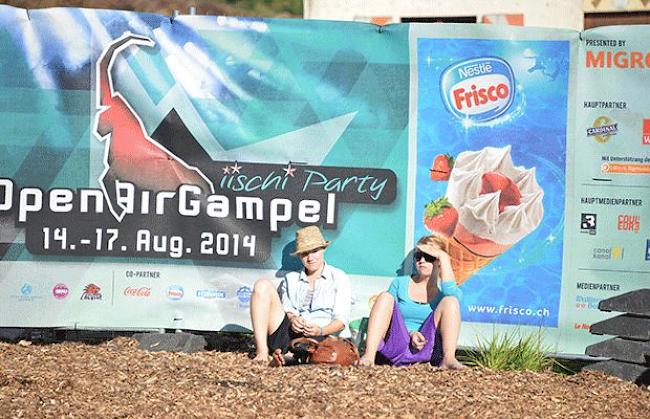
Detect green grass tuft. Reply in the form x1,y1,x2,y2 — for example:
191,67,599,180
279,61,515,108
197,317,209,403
460,329,556,372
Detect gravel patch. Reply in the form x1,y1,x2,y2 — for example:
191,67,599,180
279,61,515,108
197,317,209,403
1,337,648,418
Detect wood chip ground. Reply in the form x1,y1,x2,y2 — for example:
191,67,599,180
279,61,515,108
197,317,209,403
1,337,648,418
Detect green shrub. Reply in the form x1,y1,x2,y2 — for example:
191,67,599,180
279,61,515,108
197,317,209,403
461,329,555,372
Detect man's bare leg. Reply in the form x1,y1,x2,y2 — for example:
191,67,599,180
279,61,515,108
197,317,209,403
250,278,285,363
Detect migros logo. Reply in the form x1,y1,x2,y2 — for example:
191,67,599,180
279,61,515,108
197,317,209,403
586,50,650,69
440,57,515,122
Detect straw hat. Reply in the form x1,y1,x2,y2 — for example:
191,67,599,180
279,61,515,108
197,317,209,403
292,226,330,255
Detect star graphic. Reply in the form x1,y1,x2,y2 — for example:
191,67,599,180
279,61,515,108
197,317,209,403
230,161,242,174
222,166,231,175
283,162,297,177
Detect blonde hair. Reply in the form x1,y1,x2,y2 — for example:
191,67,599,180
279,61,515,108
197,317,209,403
416,235,446,249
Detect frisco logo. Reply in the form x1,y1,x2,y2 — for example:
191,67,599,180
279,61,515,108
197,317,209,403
52,283,69,299
124,286,151,297
167,285,184,301
440,57,515,122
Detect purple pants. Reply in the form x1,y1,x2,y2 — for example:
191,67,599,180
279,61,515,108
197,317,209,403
377,301,442,366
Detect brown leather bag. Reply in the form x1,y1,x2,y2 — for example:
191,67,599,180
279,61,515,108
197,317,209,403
289,337,360,366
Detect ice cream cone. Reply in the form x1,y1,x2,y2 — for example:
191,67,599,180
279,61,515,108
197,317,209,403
439,235,497,286
436,146,544,285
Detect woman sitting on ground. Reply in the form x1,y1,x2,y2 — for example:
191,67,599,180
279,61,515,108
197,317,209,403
359,235,465,369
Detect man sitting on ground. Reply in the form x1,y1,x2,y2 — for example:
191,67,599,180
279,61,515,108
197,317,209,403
250,225,352,364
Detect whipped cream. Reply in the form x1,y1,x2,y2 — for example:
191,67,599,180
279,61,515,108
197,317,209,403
446,146,544,245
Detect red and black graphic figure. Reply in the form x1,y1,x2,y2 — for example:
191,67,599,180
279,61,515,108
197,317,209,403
93,32,214,221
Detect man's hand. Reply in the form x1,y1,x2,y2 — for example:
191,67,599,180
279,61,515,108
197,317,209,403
409,331,427,351
290,315,306,333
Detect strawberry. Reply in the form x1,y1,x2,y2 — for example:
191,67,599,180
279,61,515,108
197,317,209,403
480,172,521,213
429,154,454,181
423,197,458,238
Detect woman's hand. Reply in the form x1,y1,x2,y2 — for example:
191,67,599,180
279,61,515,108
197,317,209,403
418,241,455,281
418,242,449,262
409,331,427,351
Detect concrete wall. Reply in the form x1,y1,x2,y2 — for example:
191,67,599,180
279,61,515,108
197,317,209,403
304,0,584,31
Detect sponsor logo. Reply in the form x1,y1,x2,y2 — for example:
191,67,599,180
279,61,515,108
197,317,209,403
123,286,152,297
580,213,597,235
587,116,617,143
585,50,650,69
21,282,33,297
167,285,184,301
236,286,252,307
576,282,620,291
440,57,515,122
592,246,624,260
196,289,226,299
646,240,650,261
52,283,69,299
81,283,102,301
575,295,600,310
616,214,640,233
574,322,590,330
643,119,650,145
11,282,43,301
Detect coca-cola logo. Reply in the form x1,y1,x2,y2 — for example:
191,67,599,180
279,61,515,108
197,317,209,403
52,283,69,299
123,286,152,297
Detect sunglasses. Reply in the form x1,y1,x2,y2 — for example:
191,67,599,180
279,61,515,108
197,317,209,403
413,251,437,263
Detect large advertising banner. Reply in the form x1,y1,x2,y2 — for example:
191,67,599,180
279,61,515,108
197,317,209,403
408,24,578,353
0,5,647,355
563,25,650,351
413,36,569,326
0,6,409,332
